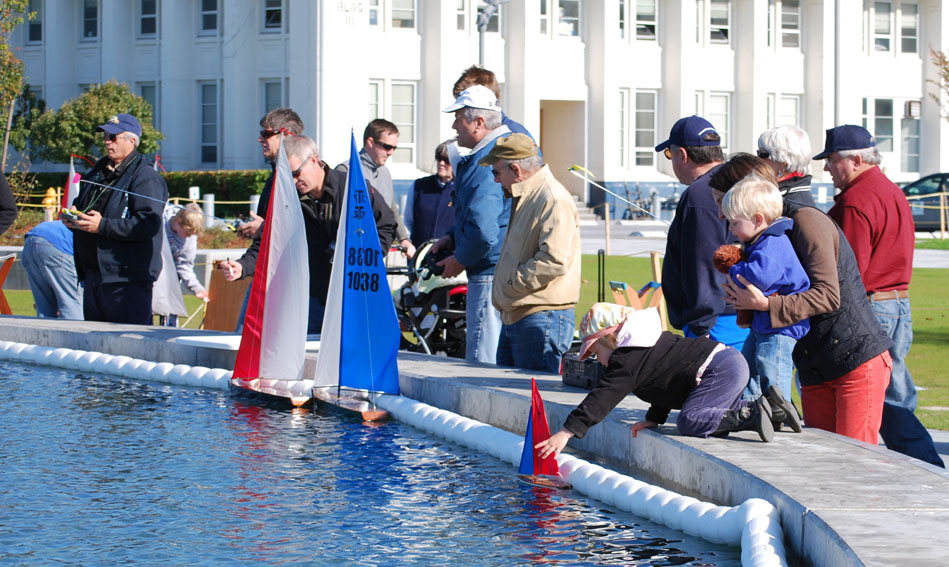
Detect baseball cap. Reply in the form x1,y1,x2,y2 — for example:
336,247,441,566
655,115,720,152
478,133,538,166
442,85,502,113
813,125,875,160
96,113,143,137
577,303,636,361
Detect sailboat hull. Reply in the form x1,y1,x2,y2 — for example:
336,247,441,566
229,378,313,407
311,387,389,421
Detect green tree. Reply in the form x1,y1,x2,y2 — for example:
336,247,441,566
1,0,30,170
8,83,44,153
28,80,163,164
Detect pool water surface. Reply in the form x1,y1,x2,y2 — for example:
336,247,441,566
0,361,739,566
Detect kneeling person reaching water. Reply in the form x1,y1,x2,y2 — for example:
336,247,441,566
536,303,801,459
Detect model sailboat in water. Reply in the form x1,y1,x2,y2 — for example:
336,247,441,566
518,378,571,489
312,132,401,421
229,137,312,406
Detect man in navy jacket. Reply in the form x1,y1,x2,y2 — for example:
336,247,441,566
66,114,167,324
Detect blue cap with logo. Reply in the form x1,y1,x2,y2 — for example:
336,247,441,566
655,115,720,152
813,125,875,160
96,113,143,137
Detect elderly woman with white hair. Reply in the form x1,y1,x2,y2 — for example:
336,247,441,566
756,126,818,210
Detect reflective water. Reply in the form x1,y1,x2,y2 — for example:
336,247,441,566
0,362,739,566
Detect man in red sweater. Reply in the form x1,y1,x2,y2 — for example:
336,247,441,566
820,125,943,467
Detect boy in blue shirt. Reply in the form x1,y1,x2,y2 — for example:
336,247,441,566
719,174,810,413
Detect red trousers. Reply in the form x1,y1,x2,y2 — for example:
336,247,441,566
801,352,891,444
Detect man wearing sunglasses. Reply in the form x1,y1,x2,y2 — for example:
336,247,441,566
222,135,397,334
65,113,167,325
656,116,747,351
335,119,415,259
236,108,305,239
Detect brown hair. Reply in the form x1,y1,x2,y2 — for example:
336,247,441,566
709,152,778,193
363,118,398,144
260,108,304,135
452,66,501,99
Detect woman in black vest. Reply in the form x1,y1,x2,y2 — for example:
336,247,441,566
405,141,455,247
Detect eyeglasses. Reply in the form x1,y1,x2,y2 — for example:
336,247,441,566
375,140,397,152
103,133,127,143
260,129,279,139
436,156,450,164
757,150,771,159
291,155,312,178
663,148,672,160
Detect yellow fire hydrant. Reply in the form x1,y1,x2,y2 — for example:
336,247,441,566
42,187,59,222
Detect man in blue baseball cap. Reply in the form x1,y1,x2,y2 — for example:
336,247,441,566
657,116,748,352
63,113,168,325
820,125,943,467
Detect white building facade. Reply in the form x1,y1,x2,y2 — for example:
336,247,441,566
12,0,949,197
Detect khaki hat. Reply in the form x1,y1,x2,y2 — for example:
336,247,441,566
478,133,539,166
577,303,636,360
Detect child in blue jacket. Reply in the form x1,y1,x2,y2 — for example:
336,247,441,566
720,174,810,404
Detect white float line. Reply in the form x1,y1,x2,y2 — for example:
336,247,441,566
0,340,786,567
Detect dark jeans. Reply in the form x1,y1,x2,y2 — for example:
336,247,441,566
82,271,153,325
880,402,945,468
677,347,750,437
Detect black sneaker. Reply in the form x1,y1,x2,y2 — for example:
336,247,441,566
765,386,802,433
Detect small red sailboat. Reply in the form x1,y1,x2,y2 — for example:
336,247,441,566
518,378,571,489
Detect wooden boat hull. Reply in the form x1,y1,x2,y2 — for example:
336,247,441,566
311,387,389,421
229,377,313,407
517,474,572,490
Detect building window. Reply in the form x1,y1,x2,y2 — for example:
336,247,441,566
768,0,801,48
28,0,42,43
368,0,380,26
368,80,382,120
874,1,892,51
263,80,285,113
200,0,217,34
708,92,730,151
636,0,657,40
559,0,580,36
901,3,917,53
778,95,800,126
457,0,467,30
392,0,415,28
874,98,894,152
391,82,416,163
618,89,628,167
140,0,157,37
709,0,729,44
138,82,159,128
634,90,657,166
901,107,920,172
541,0,549,34
200,83,218,164
82,0,98,40
263,0,283,32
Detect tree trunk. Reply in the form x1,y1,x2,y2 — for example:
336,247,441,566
1,97,14,172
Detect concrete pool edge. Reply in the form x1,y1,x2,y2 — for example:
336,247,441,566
2,318,947,566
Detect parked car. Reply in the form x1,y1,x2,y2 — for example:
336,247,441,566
902,173,948,232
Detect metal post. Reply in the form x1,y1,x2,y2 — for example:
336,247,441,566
203,193,215,229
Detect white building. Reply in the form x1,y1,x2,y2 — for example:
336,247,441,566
12,0,949,199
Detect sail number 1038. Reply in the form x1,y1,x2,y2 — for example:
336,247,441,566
345,246,381,292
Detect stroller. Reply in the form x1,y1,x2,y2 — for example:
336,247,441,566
389,239,467,358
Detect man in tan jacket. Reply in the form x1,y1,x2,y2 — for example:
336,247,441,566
479,134,581,373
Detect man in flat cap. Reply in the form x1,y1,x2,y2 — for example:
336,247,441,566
480,133,580,373
65,113,167,324
432,85,512,364
820,125,943,467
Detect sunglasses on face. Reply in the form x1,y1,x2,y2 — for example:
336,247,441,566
663,147,672,160
103,133,126,142
292,156,311,178
260,129,279,139
375,140,397,152
757,150,771,159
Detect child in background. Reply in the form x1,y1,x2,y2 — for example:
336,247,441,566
157,203,208,326
536,303,800,460
720,174,809,418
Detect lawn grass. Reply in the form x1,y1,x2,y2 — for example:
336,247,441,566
915,238,949,250
5,252,948,429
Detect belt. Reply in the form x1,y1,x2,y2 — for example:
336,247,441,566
868,289,909,301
